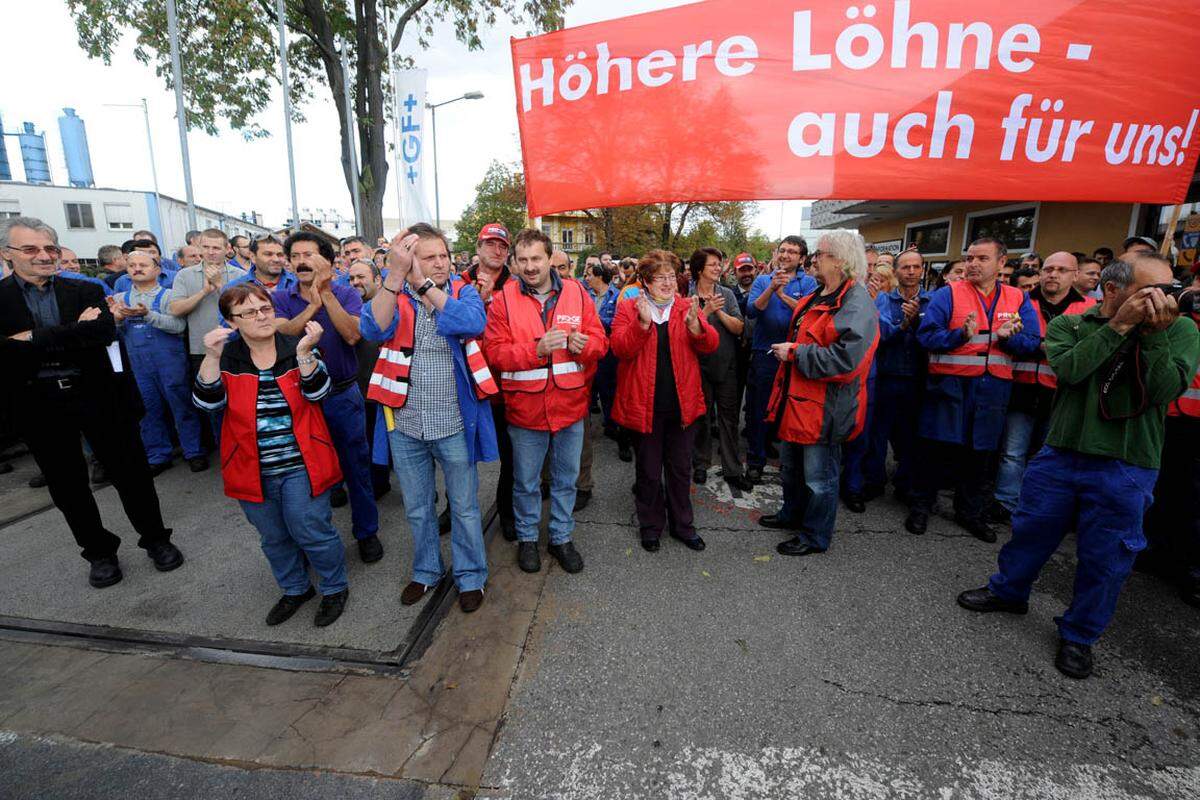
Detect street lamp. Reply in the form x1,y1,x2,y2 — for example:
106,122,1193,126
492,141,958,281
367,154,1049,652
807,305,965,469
427,91,484,230
104,99,162,238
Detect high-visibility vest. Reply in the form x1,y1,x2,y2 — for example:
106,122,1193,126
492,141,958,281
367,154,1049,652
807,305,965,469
1012,295,1096,389
366,280,498,409
1170,316,1200,418
927,280,1026,380
497,277,588,393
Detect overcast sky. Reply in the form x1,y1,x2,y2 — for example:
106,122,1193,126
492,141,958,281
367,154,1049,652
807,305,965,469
2,0,810,236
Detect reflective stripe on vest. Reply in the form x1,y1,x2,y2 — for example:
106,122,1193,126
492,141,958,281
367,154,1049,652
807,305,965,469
927,281,1024,380
1012,297,1096,389
498,279,589,394
366,280,497,408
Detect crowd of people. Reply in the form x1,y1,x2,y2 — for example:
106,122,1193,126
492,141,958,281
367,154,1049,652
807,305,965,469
1,212,1197,680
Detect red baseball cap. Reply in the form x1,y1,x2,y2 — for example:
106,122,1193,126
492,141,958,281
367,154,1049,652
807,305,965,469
734,253,756,268
478,222,510,245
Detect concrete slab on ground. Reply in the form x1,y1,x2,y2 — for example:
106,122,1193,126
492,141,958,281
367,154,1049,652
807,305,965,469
0,453,499,653
480,438,1200,799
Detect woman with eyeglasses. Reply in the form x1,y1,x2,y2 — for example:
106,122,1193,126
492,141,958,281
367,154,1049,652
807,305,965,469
193,283,350,628
611,250,719,552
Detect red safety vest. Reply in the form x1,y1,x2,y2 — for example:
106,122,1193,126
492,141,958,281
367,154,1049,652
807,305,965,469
1012,295,1096,389
366,280,498,409
496,278,588,393
1170,316,1200,418
927,281,1025,380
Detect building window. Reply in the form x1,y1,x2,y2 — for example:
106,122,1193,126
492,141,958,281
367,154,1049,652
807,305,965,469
904,216,952,257
0,199,19,219
104,203,134,231
562,229,574,245
541,224,552,236
65,202,95,230
584,229,595,245
964,204,1039,253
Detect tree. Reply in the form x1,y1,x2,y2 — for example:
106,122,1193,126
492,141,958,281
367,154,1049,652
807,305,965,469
66,0,571,242
453,160,527,251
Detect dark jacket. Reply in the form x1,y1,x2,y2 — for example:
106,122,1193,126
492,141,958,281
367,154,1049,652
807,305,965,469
0,274,142,418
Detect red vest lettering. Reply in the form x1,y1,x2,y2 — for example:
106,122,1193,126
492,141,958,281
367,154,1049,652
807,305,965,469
497,279,588,394
927,281,1025,380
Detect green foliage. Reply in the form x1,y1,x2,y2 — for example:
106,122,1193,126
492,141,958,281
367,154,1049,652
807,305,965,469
453,160,528,250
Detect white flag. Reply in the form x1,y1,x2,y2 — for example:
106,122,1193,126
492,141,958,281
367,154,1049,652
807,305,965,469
392,69,434,228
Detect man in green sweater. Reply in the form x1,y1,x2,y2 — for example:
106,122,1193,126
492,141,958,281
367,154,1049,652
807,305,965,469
957,253,1200,679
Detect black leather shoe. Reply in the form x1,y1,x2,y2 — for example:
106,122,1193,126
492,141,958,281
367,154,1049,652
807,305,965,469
955,513,997,543
671,534,706,551
148,461,173,477
746,466,764,484
758,512,793,530
146,541,184,572
438,505,451,536
329,486,349,508
188,456,210,473
956,587,1029,614
501,517,517,542
693,468,708,485
28,472,47,489
640,538,660,552
548,541,584,573
266,586,316,625
904,510,928,536
459,589,484,613
776,537,825,557
841,492,866,513
574,490,592,512
1055,639,1094,679
88,556,123,588
518,541,541,573
357,534,384,564
618,443,633,462
724,474,754,492
314,589,349,627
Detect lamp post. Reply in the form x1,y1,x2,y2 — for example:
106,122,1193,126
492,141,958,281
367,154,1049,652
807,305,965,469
426,91,484,230
276,0,299,232
104,99,162,238
165,0,197,230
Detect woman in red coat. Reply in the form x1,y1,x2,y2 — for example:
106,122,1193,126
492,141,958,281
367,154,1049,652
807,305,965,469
611,250,719,552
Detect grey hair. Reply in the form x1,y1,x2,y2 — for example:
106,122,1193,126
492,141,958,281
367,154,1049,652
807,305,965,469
818,229,868,284
1100,259,1134,290
0,216,59,249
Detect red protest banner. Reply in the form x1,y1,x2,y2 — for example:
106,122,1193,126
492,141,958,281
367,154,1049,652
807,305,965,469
510,0,1200,217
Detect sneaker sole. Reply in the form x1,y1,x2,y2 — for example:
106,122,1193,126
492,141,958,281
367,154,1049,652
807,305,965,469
956,597,1029,614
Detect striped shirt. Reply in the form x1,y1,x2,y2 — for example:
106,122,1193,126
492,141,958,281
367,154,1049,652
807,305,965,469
255,369,305,477
391,290,464,441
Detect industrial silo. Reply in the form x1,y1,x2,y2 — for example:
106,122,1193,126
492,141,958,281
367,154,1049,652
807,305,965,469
19,122,50,184
58,107,94,188
0,113,11,181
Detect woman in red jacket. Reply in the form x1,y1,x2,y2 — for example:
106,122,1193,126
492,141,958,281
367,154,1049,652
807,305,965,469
611,250,719,552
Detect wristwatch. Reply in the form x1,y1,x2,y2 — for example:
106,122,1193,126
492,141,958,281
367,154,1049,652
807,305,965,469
416,279,436,297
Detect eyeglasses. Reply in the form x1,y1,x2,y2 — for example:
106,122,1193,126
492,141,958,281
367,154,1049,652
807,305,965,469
231,306,275,321
5,244,62,258
648,274,677,285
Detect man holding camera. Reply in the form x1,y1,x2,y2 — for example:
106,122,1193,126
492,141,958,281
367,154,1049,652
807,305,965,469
958,254,1200,679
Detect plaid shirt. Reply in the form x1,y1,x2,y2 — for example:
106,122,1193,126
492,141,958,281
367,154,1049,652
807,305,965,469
391,287,464,441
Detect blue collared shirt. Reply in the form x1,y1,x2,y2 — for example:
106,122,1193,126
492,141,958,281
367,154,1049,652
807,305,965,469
271,281,363,384
745,272,818,352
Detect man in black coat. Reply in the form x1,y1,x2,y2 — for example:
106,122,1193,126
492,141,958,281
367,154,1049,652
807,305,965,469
0,217,182,588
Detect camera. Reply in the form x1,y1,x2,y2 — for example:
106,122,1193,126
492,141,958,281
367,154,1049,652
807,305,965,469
1147,282,1200,315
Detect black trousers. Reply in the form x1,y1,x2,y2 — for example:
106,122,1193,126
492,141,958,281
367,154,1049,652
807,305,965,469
695,365,743,479
634,414,700,541
1144,415,1200,584
492,402,515,524
21,382,170,562
908,437,993,523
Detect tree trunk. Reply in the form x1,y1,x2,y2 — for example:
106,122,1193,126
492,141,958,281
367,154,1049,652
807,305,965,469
353,0,387,242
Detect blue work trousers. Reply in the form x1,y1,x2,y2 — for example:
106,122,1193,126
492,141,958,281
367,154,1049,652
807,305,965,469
988,446,1156,645
127,330,204,464
864,375,922,493
994,409,1050,512
840,378,874,496
746,351,781,468
388,429,488,591
238,469,349,597
779,441,843,551
322,384,380,540
510,420,584,545
594,352,619,432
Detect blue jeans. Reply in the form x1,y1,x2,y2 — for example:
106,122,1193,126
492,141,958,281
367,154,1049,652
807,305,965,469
746,351,781,468
322,384,380,540
989,446,1156,645
864,375,921,492
388,429,487,591
779,442,842,550
238,470,349,596
994,409,1049,512
509,420,584,545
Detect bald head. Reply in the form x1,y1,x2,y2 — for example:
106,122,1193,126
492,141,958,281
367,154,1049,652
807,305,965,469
550,249,572,279
1039,251,1078,301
